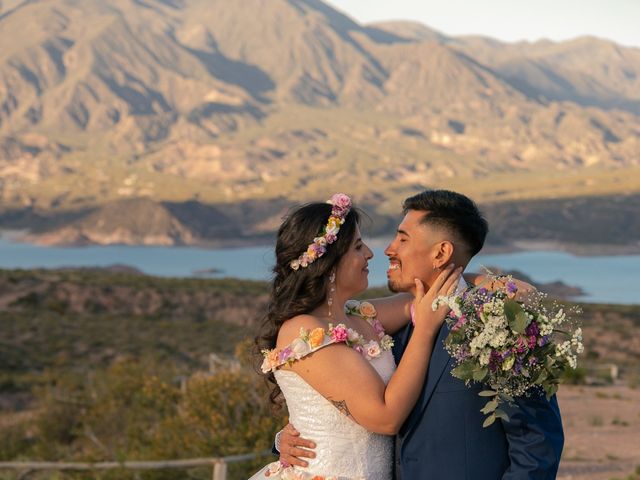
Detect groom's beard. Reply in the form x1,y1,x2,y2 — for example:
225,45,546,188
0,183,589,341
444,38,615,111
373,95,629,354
388,271,438,293
387,280,400,293
387,279,412,293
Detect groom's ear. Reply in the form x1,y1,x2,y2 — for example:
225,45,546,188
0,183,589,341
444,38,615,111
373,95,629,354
432,240,454,268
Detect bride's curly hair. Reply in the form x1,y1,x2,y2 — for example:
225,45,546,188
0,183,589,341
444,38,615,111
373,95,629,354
255,201,361,407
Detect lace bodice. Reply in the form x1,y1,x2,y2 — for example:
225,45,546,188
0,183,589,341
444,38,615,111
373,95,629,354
251,301,396,480
274,349,395,479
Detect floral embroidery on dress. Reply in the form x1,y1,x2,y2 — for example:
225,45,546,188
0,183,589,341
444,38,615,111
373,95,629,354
261,301,394,374
344,300,395,356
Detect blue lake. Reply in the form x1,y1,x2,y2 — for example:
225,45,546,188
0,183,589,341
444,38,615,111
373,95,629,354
0,234,638,305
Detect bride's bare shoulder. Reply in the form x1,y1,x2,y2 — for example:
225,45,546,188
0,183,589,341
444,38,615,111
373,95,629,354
276,314,326,348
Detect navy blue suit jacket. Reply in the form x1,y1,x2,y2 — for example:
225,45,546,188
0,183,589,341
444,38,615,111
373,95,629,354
392,322,564,480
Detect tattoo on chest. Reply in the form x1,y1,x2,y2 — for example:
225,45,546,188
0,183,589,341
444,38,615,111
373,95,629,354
330,399,352,417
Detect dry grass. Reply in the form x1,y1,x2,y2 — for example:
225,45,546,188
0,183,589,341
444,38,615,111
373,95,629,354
558,385,640,480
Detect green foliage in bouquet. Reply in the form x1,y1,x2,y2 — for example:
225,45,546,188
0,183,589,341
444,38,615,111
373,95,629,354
436,274,583,427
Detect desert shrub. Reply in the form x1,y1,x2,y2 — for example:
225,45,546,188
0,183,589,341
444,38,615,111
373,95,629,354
23,354,282,479
0,422,31,460
149,370,283,478
561,366,588,385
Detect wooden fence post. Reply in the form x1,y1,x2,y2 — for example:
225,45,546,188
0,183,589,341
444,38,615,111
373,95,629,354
212,460,227,480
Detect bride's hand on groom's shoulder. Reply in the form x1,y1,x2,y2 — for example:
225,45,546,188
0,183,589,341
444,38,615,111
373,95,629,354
278,423,316,468
466,272,537,301
413,264,462,334
491,275,537,301
511,278,536,301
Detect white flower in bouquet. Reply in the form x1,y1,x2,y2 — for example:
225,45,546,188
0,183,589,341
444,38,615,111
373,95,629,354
434,272,583,427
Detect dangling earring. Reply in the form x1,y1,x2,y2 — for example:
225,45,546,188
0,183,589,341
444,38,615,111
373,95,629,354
327,270,336,318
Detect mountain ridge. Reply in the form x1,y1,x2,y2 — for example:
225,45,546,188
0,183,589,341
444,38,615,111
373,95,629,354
0,0,639,243
3,193,640,254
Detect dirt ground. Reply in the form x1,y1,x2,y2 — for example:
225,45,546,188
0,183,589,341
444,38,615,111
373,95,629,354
557,384,640,480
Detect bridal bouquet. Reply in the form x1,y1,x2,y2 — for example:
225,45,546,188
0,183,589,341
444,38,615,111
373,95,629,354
433,273,583,427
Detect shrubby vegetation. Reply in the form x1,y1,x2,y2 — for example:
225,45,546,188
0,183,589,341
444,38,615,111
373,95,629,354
0,268,639,479
611,465,640,480
0,269,282,478
2,348,284,479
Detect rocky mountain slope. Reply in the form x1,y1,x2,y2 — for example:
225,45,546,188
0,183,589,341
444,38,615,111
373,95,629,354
0,0,639,245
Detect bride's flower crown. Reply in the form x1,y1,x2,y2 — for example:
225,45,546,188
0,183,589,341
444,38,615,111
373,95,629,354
290,193,352,270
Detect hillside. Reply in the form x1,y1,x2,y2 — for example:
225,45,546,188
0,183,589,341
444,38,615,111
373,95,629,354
2,193,639,252
0,268,268,392
0,0,639,246
0,267,639,478
369,22,640,114
1,267,638,383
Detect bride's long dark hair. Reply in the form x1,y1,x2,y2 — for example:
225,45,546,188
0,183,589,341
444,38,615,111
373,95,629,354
255,201,361,406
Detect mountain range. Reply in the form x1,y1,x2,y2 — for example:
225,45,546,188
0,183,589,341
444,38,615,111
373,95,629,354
1,0,639,246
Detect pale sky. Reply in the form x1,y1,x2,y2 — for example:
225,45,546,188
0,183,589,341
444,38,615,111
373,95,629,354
326,0,640,48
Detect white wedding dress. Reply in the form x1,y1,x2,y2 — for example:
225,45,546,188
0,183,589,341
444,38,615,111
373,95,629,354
250,347,396,480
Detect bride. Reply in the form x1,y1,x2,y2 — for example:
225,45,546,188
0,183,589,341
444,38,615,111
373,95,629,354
251,193,462,480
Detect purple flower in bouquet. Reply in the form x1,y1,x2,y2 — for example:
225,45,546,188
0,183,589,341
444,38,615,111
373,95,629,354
435,271,583,428
488,350,503,372
513,357,523,375
452,314,467,331
526,321,539,337
454,347,470,362
474,288,488,304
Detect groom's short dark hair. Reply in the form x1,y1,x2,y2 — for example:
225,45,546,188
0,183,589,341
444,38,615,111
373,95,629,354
402,189,488,257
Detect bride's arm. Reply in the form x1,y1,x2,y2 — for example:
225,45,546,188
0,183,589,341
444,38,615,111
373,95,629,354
284,266,461,435
369,273,536,335
369,275,477,336
366,293,412,335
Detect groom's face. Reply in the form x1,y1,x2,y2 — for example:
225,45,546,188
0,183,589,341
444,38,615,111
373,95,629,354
384,210,450,294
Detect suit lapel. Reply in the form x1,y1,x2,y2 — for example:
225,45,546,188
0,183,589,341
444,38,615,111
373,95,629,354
401,322,452,436
417,323,451,411
399,281,470,439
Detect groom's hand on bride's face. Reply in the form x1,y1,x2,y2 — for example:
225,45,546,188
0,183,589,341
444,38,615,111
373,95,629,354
279,423,316,467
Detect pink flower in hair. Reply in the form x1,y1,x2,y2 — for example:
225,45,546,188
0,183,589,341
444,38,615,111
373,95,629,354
324,232,337,244
289,193,352,270
329,193,352,215
310,243,326,257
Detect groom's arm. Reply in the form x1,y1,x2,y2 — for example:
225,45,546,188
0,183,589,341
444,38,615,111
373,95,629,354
501,392,564,480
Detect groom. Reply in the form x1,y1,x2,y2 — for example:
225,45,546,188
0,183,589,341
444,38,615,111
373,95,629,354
279,189,564,479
